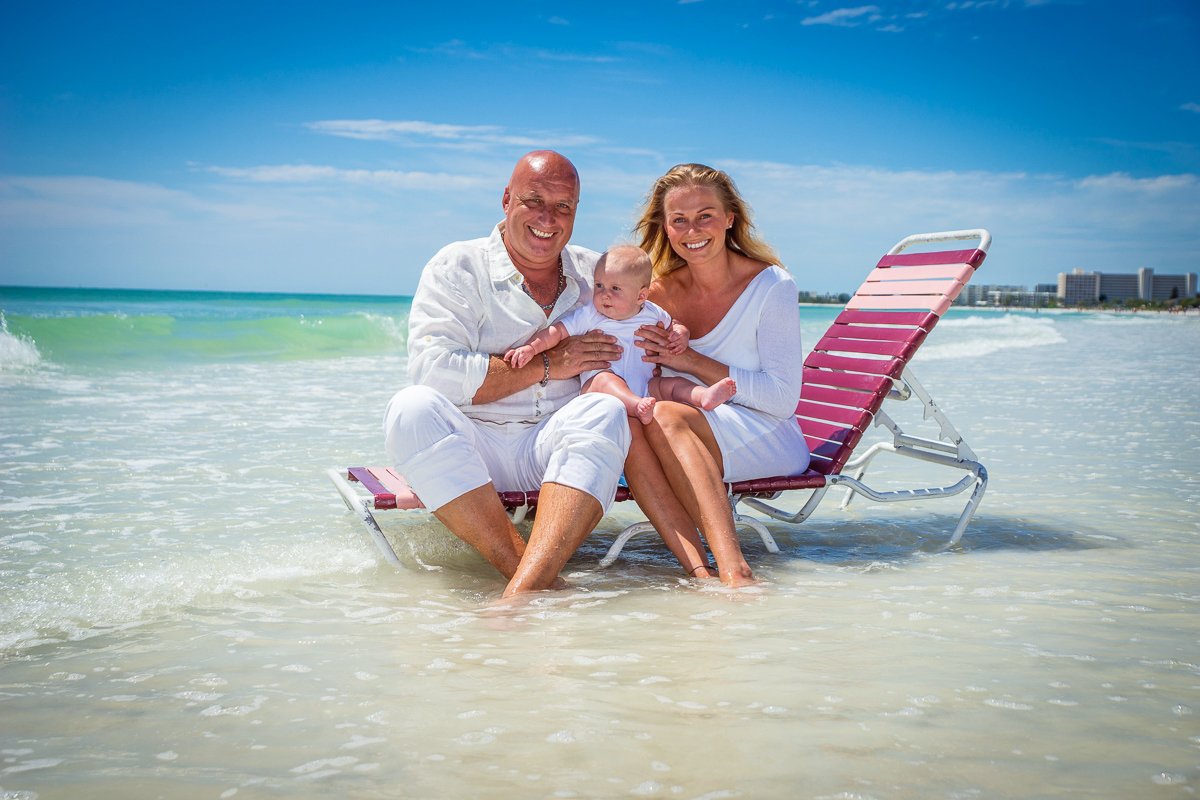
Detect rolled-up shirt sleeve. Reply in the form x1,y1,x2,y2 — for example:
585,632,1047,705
407,251,491,405
727,277,804,419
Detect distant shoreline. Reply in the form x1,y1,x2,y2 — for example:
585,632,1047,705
797,301,1200,317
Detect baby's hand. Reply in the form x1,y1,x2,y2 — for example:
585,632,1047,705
666,322,690,355
505,346,534,369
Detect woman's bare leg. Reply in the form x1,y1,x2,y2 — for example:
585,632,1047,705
645,402,755,587
623,421,715,578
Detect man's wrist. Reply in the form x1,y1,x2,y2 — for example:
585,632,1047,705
538,352,551,386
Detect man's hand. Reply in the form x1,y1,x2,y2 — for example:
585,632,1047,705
548,330,621,378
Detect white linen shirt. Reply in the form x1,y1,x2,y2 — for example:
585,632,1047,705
406,224,600,424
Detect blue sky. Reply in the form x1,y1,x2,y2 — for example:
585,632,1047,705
2,1,1197,295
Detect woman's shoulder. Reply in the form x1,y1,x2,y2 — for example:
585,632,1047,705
728,254,788,289
744,261,795,291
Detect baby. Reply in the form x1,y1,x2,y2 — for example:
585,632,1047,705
505,244,738,424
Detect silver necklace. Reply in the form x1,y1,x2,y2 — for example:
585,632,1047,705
522,257,565,313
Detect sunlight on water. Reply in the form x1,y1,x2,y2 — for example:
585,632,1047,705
1,292,1198,799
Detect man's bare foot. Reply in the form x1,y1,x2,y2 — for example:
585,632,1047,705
499,574,569,599
699,377,737,410
635,396,656,425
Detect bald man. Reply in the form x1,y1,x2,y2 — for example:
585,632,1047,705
383,151,628,597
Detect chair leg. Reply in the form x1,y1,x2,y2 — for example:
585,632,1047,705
600,522,657,567
327,468,404,568
838,442,889,510
599,515,780,568
734,513,780,553
941,464,988,550
742,486,830,525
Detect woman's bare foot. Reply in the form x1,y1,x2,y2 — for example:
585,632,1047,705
699,377,737,410
687,563,719,580
718,562,756,588
635,396,656,425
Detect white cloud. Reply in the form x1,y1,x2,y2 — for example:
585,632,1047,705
4,157,1197,294
801,5,882,27
306,119,503,142
1181,102,1200,114
412,40,618,65
203,163,487,189
1075,172,1197,194
305,119,602,151
0,175,282,227
717,159,1200,287
800,1,1058,33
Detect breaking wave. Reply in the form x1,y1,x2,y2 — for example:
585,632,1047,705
917,313,1066,361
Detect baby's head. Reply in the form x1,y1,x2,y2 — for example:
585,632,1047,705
593,245,652,321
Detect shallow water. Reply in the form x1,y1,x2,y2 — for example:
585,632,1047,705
2,291,1198,799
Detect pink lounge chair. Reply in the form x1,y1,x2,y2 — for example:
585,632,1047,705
329,229,991,569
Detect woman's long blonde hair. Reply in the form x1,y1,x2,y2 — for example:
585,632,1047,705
635,163,781,280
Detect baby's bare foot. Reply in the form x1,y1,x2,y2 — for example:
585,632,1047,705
635,396,656,425
700,377,737,410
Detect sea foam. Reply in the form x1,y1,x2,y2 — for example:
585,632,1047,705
917,313,1066,361
0,313,42,370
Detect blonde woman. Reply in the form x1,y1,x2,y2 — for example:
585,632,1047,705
626,163,810,586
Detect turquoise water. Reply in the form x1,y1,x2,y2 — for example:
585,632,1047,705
0,287,410,366
2,287,1198,798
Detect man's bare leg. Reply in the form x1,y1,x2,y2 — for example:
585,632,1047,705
433,483,528,579
503,482,602,597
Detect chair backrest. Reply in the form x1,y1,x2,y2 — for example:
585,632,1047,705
796,241,987,475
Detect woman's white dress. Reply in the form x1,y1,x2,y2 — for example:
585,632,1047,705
665,265,811,482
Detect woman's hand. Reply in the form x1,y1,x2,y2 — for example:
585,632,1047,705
636,322,732,387
635,322,692,370
549,330,621,379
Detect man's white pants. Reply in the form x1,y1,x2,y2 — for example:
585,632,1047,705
383,385,631,513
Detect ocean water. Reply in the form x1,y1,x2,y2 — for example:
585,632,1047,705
1,287,1198,799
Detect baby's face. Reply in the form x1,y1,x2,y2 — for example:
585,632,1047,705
593,262,648,321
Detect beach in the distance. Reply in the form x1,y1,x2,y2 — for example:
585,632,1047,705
1,287,1198,799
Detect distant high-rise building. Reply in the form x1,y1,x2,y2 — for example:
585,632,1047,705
1057,268,1197,304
